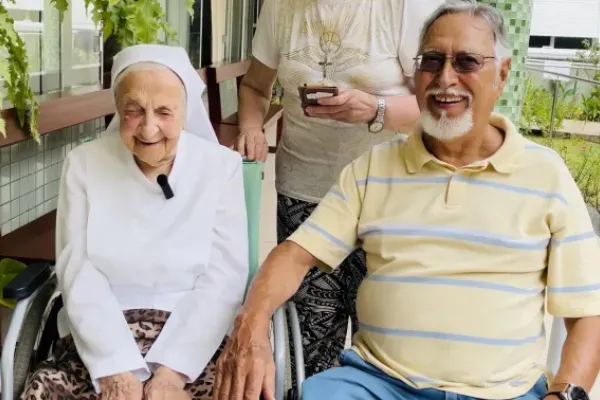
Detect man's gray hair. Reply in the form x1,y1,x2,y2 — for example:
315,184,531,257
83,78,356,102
419,0,510,60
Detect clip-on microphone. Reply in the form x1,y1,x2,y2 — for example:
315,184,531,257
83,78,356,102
157,174,174,200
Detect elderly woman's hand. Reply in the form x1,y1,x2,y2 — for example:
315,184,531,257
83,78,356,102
304,88,378,124
98,372,143,400
236,128,269,162
143,367,190,400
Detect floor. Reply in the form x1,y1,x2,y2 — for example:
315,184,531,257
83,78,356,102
257,147,600,398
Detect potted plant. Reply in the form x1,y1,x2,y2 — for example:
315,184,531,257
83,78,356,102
51,0,194,47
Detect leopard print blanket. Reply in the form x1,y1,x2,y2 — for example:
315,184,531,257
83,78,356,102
20,309,226,400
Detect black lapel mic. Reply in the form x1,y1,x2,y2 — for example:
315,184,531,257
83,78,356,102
157,174,174,200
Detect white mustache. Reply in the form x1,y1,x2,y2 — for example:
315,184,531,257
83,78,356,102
426,88,473,103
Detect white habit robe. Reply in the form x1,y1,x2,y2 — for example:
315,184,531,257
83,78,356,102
55,130,249,392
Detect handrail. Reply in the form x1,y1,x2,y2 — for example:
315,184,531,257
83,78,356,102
525,65,600,86
527,62,600,72
524,64,600,143
527,56,599,66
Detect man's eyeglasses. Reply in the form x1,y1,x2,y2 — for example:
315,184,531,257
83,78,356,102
413,52,496,73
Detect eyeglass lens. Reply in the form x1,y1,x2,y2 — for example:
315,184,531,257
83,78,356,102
419,53,485,73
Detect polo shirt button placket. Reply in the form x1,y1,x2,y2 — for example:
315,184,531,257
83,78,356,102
445,172,467,208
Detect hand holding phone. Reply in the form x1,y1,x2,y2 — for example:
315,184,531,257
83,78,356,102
298,84,339,116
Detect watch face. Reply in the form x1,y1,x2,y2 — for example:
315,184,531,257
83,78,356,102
369,122,384,133
570,385,589,400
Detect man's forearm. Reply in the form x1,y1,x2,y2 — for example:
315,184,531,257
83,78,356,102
234,241,314,337
238,83,272,132
382,94,420,132
552,316,600,392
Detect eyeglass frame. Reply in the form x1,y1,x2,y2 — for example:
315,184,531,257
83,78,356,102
413,51,497,74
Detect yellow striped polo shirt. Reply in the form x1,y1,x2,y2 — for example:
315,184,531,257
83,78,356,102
288,113,600,399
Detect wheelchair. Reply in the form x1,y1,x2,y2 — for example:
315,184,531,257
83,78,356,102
0,159,292,399
2,191,598,399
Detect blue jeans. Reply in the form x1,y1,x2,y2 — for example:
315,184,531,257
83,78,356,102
301,350,547,400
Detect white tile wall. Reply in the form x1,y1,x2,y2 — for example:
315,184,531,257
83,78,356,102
0,118,105,236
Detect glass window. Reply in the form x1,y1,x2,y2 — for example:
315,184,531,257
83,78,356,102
4,0,102,98
6,0,61,96
69,0,102,92
223,0,256,62
554,37,591,50
188,0,207,68
529,36,552,48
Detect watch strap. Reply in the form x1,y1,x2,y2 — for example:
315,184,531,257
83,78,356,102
544,383,590,400
374,97,385,122
368,97,385,132
544,391,569,400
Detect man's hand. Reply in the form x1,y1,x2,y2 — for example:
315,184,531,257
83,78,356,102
143,367,190,400
305,88,378,124
212,313,276,400
236,128,269,162
98,372,143,400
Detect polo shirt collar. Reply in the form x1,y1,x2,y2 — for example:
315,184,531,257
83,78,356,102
404,112,524,174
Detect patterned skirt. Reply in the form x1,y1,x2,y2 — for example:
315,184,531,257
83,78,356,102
20,309,226,400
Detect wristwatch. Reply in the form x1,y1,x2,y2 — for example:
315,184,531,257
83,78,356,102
544,383,589,400
368,97,386,133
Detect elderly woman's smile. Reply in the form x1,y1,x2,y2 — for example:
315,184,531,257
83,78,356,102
115,64,186,173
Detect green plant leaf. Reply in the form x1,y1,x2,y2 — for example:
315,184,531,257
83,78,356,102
49,0,69,22
0,2,39,140
102,19,113,39
186,0,195,17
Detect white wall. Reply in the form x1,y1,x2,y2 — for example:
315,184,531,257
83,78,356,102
531,0,600,39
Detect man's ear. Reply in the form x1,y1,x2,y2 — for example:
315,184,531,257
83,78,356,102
500,57,511,82
495,57,512,93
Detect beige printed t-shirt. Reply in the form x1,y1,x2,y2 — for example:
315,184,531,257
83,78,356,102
252,0,445,203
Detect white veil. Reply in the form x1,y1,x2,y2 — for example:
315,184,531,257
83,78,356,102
105,44,218,144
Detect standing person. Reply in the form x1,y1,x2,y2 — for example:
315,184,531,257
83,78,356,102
233,0,446,379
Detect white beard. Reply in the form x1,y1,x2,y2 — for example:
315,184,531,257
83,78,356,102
420,107,474,141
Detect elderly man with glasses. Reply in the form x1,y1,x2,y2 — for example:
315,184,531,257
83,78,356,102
213,2,600,400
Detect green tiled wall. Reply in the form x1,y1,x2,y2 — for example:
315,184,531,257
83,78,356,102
477,0,533,123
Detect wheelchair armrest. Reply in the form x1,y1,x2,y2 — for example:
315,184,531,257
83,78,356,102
3,262,53,300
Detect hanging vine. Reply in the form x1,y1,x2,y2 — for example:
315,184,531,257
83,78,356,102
51,0,194,47
0,0,40,142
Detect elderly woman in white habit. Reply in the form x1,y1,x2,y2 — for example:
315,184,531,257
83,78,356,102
19,44,249,400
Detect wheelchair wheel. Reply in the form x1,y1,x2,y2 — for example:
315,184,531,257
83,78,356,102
283,319,294,399
12,278,58,399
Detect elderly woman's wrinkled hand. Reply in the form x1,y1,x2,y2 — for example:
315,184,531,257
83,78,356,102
212,317,276,400
304,88,378,124
98,372,143,400
143,367,190,400
236,128,269,162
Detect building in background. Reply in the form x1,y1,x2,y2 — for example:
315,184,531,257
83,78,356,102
528,0,600,60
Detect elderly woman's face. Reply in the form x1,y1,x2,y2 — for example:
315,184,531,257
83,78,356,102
116,68,186,168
